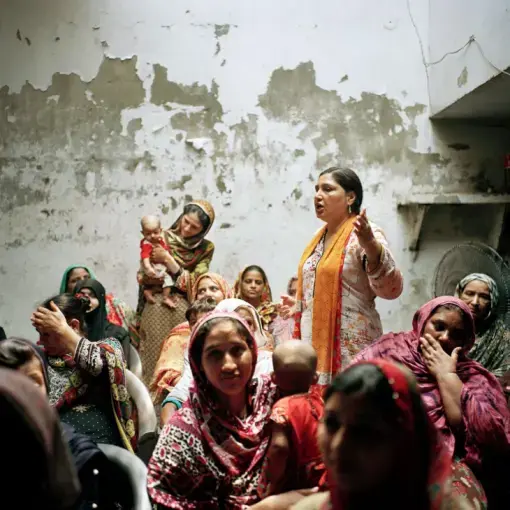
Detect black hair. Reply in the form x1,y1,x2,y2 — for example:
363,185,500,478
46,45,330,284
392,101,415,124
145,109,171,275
326,363,432,507
190,317,252,371
432,304,472,333
242,265,268,284
319,167,363,214
185,297,218,323
0,338,50,391
41,293,89,334
326,363,396,420
0,338,39,371
183,203,211,232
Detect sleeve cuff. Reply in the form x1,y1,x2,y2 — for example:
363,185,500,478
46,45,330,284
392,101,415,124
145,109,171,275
162,396,182,409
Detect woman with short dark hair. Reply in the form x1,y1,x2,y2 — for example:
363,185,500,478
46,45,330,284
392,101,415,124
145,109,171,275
283,167,403,386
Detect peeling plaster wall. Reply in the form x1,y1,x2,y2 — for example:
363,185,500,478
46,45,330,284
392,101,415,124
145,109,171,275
429,0,510,115
1,0,509,340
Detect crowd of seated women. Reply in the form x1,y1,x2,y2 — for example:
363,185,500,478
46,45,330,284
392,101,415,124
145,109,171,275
1,166,509,509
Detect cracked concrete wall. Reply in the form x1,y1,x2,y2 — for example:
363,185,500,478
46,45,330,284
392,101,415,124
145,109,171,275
1,0,509,340
428,0,510,115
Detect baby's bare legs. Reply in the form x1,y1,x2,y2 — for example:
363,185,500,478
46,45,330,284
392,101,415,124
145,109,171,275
143,287,157,304
162,286,176,309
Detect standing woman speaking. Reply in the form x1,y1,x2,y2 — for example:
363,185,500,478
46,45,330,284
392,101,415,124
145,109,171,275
288,167,403,386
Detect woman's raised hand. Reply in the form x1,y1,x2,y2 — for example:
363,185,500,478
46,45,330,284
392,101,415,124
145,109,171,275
150,245,171,265
31,301,68,336
279,294,296,320
353,209,375,250
420,333,461,378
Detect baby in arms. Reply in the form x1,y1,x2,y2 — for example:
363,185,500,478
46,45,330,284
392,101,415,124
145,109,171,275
140,215,176,308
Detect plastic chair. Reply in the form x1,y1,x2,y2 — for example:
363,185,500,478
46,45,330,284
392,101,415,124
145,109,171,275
125,369,158,464
98,444,152,510
129,345,143,380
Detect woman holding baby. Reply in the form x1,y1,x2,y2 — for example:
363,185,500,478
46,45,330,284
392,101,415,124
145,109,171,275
138,199,216,386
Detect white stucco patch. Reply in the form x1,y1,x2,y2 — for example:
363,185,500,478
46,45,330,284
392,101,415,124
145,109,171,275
0,0,508,343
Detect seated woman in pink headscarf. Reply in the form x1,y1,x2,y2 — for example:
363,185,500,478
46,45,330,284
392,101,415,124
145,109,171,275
353,296,510,509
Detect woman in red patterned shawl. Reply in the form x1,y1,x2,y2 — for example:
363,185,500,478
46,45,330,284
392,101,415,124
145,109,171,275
291,360,467,510
148,311,278,509
353,296,510,509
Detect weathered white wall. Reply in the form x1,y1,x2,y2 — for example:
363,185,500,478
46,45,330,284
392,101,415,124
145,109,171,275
429,0,510,115
1,0,508,341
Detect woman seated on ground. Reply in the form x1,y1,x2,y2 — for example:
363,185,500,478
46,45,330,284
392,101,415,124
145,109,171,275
148,311,278,508
160,297,274,424
0,337,134,509
353,296,510,509
455,273,510,380
290,360,482,510
0,368,80,510
74,279,131,365
60,264,140,348
31,293,137,452
150,272,232,407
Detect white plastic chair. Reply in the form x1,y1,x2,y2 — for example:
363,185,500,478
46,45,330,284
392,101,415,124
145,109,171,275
129,345,143,380
125,369,157,439
98,444,152,510
125,369,158,464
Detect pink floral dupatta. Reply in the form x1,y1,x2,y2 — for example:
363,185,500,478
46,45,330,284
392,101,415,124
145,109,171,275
353,296,510,473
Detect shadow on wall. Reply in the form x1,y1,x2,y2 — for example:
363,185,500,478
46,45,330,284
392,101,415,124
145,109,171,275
428,120,510,193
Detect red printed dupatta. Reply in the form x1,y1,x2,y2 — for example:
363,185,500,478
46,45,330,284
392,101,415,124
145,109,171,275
325,359,453,510
148,312,277,508
47,338,137,452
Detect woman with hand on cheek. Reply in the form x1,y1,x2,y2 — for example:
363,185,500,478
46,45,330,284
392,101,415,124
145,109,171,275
353,296,510,509
31,293,137,452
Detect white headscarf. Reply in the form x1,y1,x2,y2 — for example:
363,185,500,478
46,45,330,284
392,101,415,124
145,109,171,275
214,298,267,348
455,273,499,315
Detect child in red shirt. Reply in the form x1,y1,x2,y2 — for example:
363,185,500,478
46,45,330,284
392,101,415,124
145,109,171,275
259,341,326,497
140,215,175,308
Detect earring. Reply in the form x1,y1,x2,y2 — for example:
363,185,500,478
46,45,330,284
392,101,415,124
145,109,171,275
348,205,352,214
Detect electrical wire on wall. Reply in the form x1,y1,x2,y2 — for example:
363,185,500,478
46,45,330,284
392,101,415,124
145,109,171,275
406,0,510,106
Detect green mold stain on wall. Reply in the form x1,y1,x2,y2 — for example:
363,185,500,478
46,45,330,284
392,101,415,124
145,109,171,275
258,61,429,168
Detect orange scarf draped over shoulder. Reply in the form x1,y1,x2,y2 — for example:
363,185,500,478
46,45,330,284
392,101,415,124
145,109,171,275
295,217,355,377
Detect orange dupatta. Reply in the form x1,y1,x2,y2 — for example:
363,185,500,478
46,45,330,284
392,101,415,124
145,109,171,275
294,217,356,381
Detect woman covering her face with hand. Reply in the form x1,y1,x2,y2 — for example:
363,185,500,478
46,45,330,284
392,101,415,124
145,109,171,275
31,293,137,451
74,278,131,363
353,296,510,509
